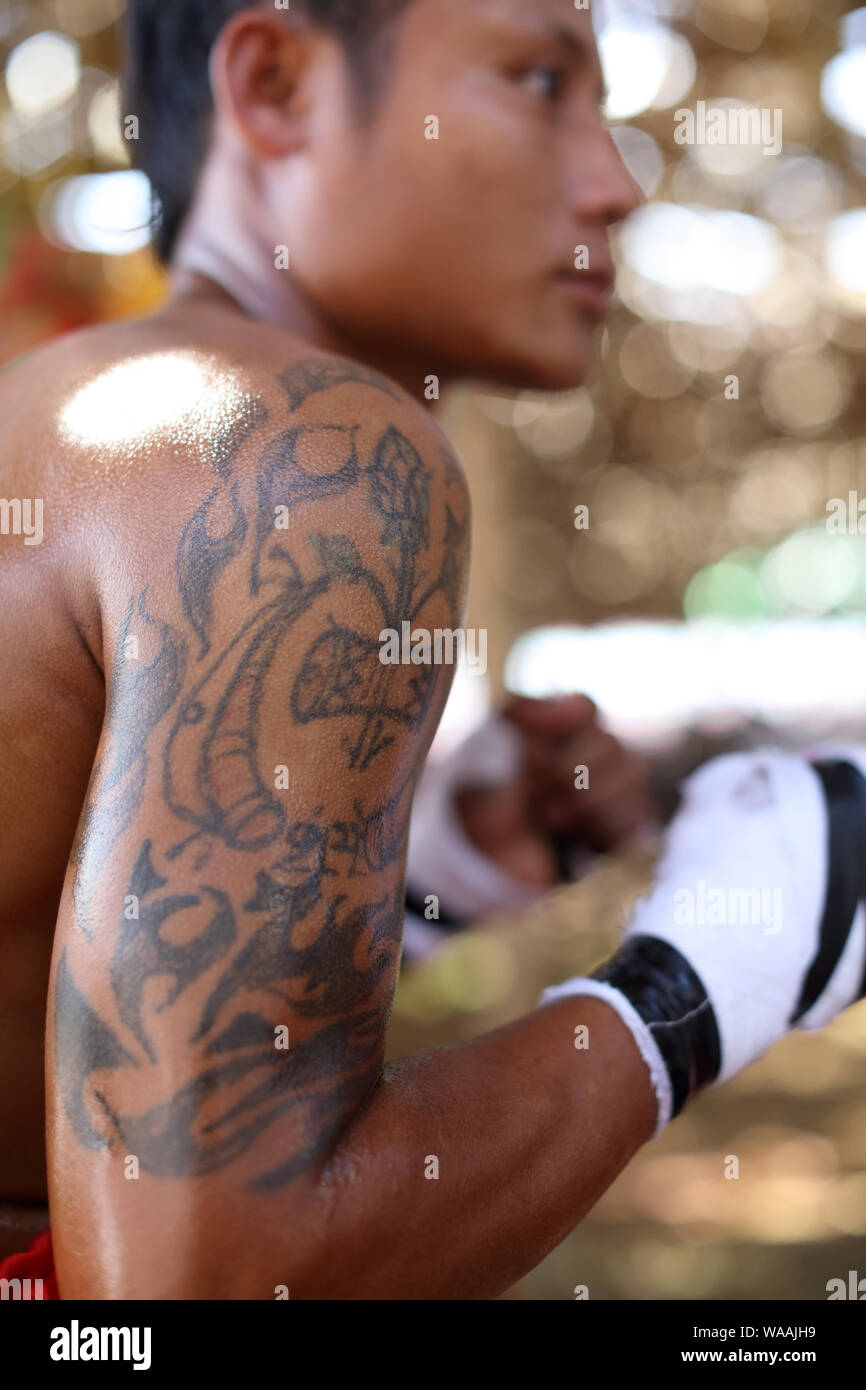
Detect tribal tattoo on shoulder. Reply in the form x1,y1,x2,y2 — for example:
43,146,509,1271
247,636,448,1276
57,360,469,1192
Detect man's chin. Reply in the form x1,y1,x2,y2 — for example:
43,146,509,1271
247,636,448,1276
468,345,593,395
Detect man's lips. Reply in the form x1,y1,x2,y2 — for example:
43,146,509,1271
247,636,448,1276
554,268,616,316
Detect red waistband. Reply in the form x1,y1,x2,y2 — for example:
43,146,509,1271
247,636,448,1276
0,1229,59,1300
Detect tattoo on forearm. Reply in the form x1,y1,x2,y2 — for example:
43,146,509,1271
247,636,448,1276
58,360,467,1191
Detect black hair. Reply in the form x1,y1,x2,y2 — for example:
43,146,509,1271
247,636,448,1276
124,1,411,264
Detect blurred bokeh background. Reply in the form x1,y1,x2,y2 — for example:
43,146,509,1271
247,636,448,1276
2,0,866,1299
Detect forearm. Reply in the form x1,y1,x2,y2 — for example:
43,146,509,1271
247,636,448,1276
302,995,655,1299
54,997,654,1300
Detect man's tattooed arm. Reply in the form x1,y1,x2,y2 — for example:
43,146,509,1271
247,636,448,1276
49,365,658,1303
50,361,469,1218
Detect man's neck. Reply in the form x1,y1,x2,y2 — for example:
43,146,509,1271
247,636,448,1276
167,255,444,409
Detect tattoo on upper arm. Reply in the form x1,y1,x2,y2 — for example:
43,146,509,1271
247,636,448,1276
275,358,403,413
57,360,468,1190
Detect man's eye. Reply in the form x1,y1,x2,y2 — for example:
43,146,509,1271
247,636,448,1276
518,66,565,101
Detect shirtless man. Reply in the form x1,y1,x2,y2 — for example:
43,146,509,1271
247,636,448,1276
1,0,864,1300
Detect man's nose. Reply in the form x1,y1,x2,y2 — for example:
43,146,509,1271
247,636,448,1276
569,127,645,229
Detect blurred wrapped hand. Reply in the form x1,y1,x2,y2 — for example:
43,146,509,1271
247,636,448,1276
457,694,658,888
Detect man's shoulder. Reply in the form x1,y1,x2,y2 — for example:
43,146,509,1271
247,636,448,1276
8,320,468,553
234,346,468,498
188,342,471,565
83,334,472,665
2,317,466,495
206,344,471,610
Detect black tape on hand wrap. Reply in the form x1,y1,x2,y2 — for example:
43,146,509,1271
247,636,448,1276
591,935,722,1119
792,759,866,1023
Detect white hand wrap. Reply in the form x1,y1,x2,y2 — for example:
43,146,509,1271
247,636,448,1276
543,748,866,1138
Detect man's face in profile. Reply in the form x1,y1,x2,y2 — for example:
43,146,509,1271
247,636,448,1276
275,0,642,392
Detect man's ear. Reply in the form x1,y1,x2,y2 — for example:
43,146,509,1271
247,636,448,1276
209,12,314,158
